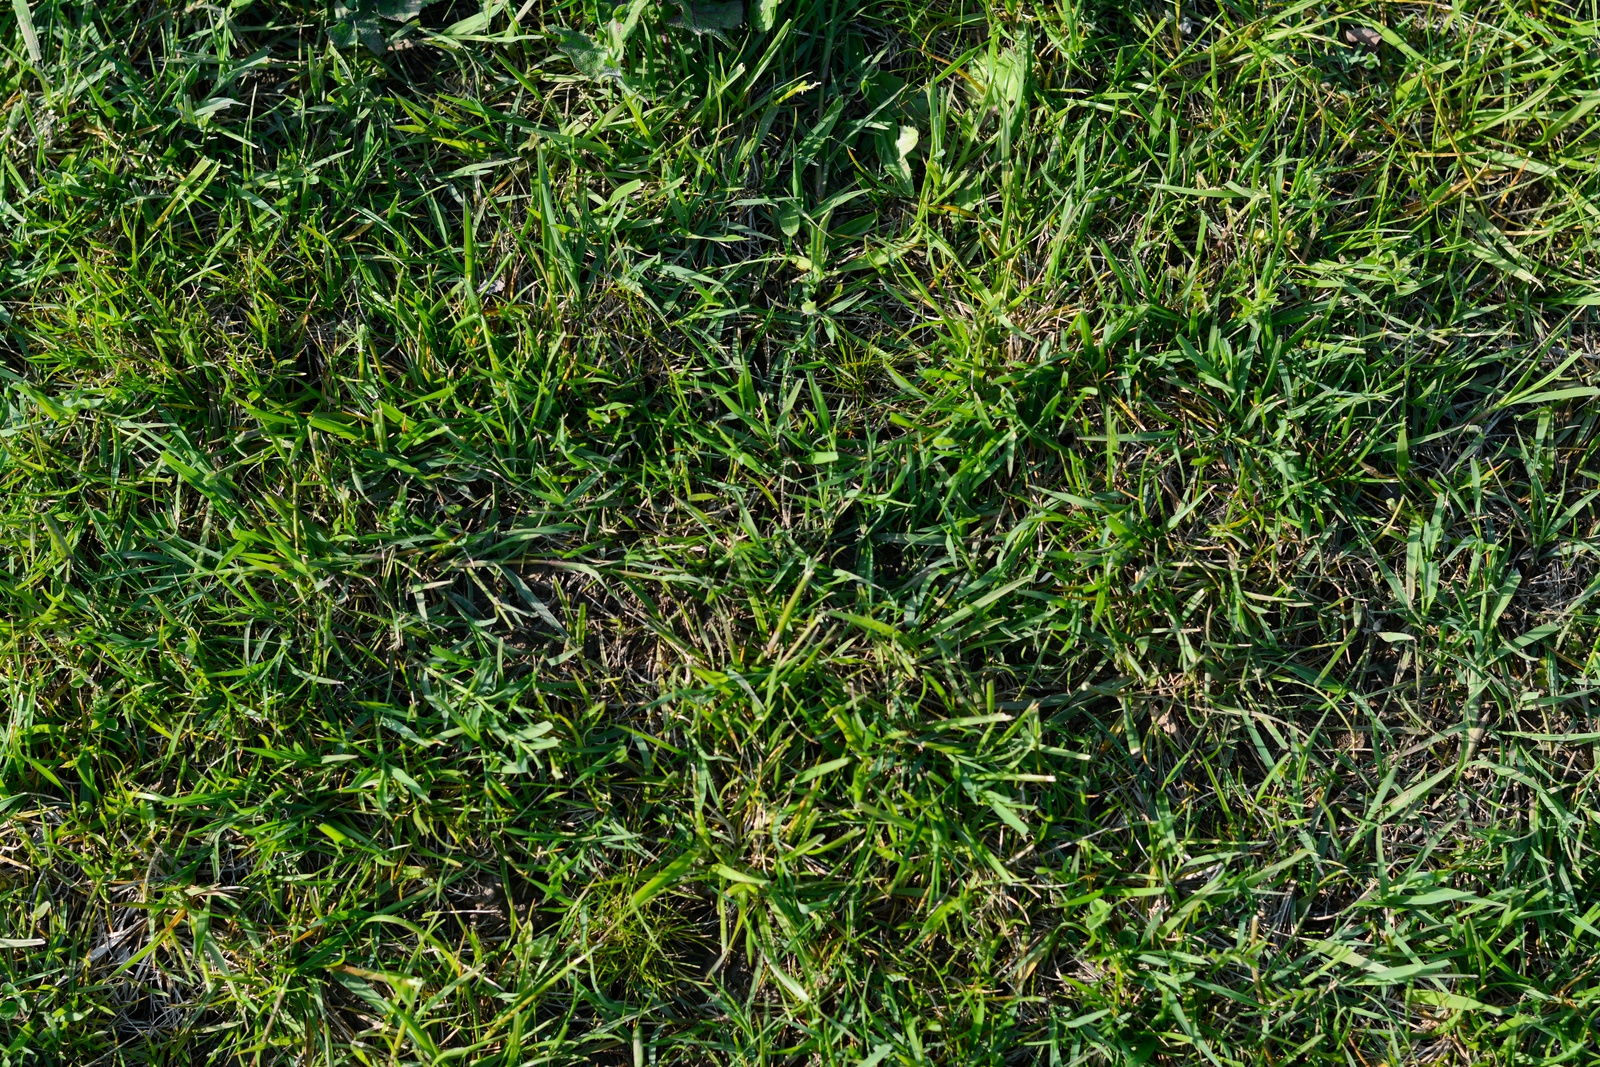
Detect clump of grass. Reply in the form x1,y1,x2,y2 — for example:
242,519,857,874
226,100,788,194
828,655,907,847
569,881,709,999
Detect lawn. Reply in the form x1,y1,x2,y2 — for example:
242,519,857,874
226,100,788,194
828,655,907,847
4,0,1600,1062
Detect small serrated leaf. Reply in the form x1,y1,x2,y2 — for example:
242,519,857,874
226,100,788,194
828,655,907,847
371,0,425,20
328,18,358,48
752,0,779,32
670,0,743,33
358,19,388,53
328,0,428,52
557,28,618,79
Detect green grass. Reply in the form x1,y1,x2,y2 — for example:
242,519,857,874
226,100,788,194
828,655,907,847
4,0,1600,1062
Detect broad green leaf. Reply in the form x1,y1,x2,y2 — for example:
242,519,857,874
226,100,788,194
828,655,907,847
752,0,779,32
359,20,388,53
972,46,1026,110
881,123,918,191
610,0,651,47
558,29,619,79
777,200,801,237
670,0,743,34
330,0,429,52
1412,989,1501,1014
371,0,425,20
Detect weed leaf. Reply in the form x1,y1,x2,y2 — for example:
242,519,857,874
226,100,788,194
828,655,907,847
669,0,743,35
557,28,620,80
610,0,651,47
371,0,425,19
330,0,429,53
881,123,918,192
